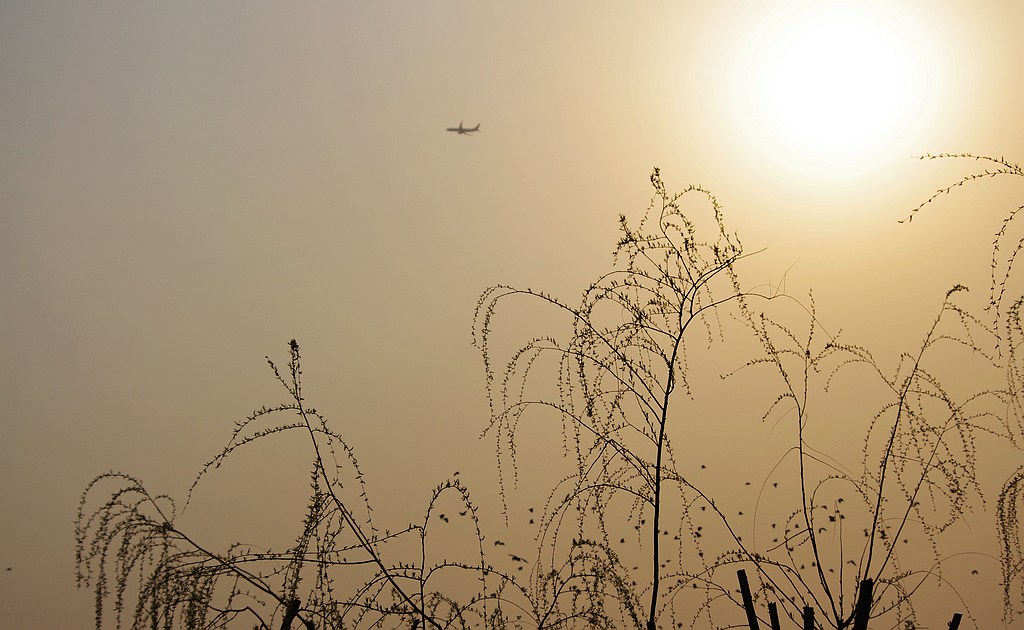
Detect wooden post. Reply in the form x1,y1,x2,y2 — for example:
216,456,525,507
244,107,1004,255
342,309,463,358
767,602,781,630
803,606,815,630
737,569,760,630
948,612,963,630
852,578,873,630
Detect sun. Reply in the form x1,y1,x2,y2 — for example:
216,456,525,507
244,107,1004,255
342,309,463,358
735,1,935,174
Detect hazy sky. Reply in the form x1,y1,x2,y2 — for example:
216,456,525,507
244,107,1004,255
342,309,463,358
2,1,1023,627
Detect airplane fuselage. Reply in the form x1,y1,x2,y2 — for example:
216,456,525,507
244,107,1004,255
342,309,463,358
446,121,480,135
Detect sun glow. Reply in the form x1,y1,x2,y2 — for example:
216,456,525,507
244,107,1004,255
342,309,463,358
736,1,935,174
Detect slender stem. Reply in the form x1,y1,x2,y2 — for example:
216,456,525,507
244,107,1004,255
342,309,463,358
287,350,443,630
648,314,687,630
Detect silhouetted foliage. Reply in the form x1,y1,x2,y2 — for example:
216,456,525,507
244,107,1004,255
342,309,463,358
473,168,765,629
76,341,518,630
903,153,1024,624
473,167,1022,629
77,165,1023,629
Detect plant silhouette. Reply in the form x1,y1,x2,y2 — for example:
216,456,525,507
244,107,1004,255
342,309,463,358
76,341,513,629
473,168,764,629
903,153,1024,624
473,166,1021,628
76,165,1023,629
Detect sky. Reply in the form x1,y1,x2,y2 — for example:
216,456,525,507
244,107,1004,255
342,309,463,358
2,1,1023,628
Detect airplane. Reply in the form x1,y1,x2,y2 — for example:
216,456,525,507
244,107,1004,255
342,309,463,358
446,121,481,135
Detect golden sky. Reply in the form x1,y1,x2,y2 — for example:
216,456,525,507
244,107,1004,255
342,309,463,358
2,1,1023,627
